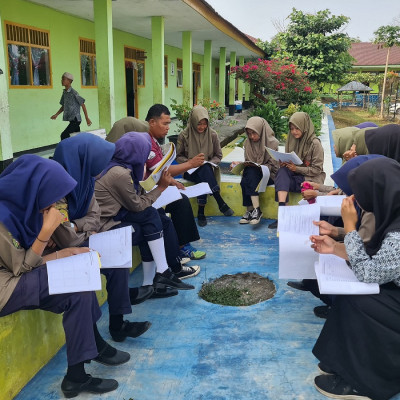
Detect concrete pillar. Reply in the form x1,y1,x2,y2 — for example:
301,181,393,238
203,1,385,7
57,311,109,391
229,51,236,116
93,0,115,132
151,16,165,105
0,13,13,171
182,31,192,106
244,82,251,109
203,40,212,100
238,56,245,103
218,47,226,106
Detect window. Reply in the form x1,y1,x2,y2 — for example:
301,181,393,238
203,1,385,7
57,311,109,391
6,21,51,87
177,58,183,88
124,46,146,87
80,38,97,87
193,62,201,88
164,55,168,87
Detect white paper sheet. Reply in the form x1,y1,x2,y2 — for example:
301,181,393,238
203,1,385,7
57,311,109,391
179,182,212,198
278,204,320,279
186,161,218,175
256,165,271,193
266,147,303,165
152,186,182,209
315,254,380,295
89,226,132,268
47,251,102,294
316,195,346,217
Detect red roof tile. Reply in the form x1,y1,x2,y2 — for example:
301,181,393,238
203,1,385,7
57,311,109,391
350,42,400,66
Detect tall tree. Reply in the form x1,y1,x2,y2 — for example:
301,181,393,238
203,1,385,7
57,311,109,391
275,9,353,87
373,25,400,118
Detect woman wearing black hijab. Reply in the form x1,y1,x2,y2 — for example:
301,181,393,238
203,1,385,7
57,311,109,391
365,123,400,162
310,157,400,400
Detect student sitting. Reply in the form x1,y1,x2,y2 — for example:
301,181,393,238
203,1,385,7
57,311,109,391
95,132,194,299
0,155,129,398
176,105,234,227
269,112,325,229
52,133,152,342
106,116,149,143
310,157,400,400
365,123,400,162
231,116,279,225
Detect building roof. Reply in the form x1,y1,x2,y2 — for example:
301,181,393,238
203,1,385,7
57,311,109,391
337,81,372,92
350,42,400,67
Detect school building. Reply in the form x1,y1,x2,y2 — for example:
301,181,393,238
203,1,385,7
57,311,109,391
0,0,264,172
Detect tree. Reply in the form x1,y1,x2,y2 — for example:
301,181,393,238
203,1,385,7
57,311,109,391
373,25,400,118
275,9,353,87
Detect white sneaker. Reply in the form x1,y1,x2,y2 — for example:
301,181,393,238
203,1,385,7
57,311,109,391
249,208,263,225
181,257,191,265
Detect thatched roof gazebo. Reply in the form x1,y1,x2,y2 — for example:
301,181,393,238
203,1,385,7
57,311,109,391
337,81,373,109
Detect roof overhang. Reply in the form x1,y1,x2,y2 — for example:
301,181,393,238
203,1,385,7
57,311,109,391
27,0,264,59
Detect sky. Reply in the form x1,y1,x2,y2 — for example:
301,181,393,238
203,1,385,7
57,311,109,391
206,0,400,42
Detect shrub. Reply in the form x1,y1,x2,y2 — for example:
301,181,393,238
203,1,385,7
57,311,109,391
282,102,323,136
249,97,287,141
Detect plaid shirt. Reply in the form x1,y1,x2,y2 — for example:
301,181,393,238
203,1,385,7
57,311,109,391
60,87,85,122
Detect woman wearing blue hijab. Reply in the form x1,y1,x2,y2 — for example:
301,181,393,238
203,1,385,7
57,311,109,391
95,132,195,298
0,155,125,397
52,133,152,343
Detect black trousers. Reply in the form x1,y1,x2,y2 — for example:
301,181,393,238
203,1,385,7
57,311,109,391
183,163,219,205
274,167,304,202
0,265,101,366
61,118,81,140
313,283,400,400
240,166,273,207
165,194,200,246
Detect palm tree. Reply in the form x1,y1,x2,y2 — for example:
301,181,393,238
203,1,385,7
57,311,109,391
373,25,400,118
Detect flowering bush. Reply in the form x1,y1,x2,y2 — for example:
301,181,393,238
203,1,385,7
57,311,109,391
170,98,225,132
231,58,317,105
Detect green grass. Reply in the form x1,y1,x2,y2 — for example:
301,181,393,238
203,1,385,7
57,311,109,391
331,108,393,129
199,282,251,306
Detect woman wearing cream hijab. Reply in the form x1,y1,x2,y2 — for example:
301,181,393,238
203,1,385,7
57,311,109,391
233,116,279,225
177,105,233,227
269,112,325,229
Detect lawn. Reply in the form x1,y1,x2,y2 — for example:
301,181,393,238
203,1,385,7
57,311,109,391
331,107,397,129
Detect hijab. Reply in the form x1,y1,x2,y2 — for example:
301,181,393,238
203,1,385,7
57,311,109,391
332,127,359,159
181,105,215,160
285,112,318,161
244,116,279,164
354,122,378,129
53,133,115,220
348,157,400,256
331,154,384,196
106,117,149,143
0,155,76,249
102,131,151,192
365,124,400,163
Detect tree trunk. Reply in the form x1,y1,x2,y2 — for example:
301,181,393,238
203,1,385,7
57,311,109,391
380,47,391,119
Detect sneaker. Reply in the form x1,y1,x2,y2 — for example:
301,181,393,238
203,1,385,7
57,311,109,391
239,210,252,224
180,244,206,260
249,207,263,225
175,265,200,279
181,257,191,265
198,215,207,227
318,363,335,375
220,203,234,216
314,374,371,399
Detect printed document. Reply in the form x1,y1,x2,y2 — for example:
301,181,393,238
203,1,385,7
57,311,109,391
230,162,271,193
315,254,380,295
316,195,346,217
278,204,320,279
186,161,218,175
179,182,212,198
140,143,176,191
266,147,302,165
47,251,102,295
89,226,132,268
152,186,182,209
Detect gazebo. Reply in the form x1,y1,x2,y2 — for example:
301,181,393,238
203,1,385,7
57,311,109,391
337,80,373,109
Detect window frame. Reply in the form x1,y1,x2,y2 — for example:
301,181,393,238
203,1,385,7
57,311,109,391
164,55,168,88
79,37,97,88
5,21,52,89
177,58,183,88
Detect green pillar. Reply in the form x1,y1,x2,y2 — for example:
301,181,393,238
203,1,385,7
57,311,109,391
244,82,251,109
229,51,236,116
0,13,13,170
182,31,192,106
94,0,115,132
203,40,212,100
151,16,164,105
218,47,226,105
238,56,245,102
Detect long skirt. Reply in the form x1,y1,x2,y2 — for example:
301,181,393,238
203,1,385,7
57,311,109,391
313,283,400,400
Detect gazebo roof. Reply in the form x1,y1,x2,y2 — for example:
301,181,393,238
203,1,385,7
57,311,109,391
337,81,372,92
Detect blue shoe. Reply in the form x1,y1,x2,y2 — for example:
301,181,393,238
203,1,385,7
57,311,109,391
180,244,206,260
